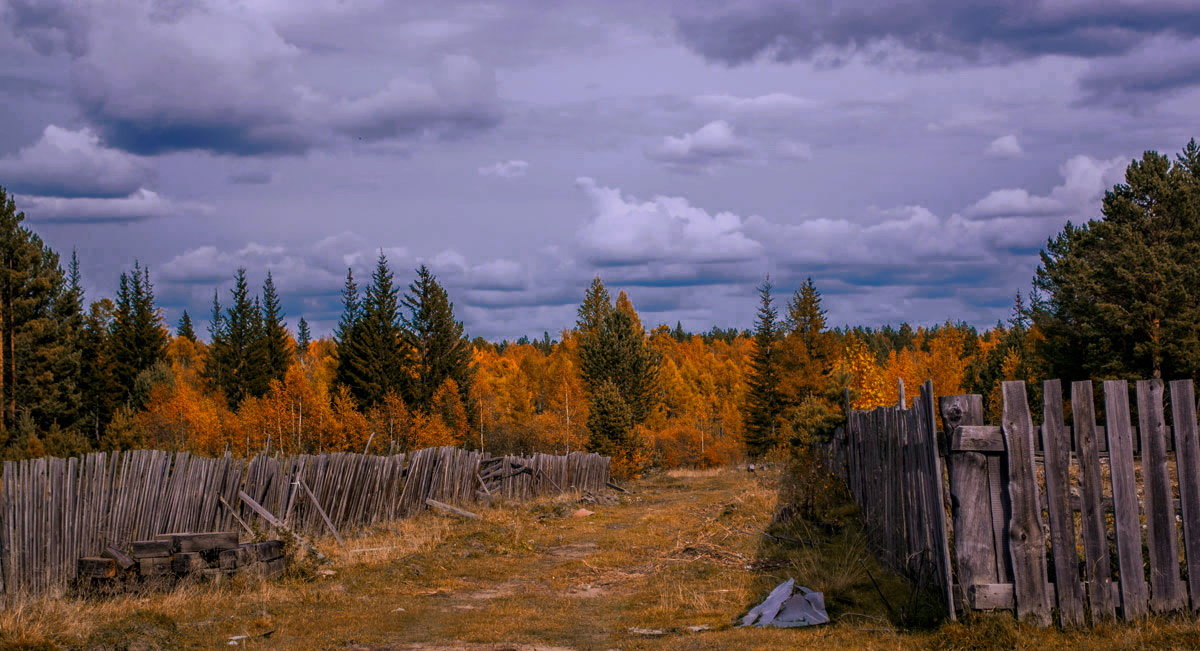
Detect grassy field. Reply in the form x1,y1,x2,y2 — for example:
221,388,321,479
5,467,1200,649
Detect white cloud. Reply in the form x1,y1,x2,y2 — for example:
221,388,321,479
576,176,764,265
986,134,1024,157
16,188,203,224
966,154,1126,219
645,120,754,173
694,92,819,116
478,159,529,178
776,139,814,160
0,125,152,197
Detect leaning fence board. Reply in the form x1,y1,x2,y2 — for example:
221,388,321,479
1103,380,1149,620
1000,381,1051,626
1041,380,1084,627
1136,379,1186,612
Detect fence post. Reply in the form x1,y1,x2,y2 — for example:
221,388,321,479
940,394,996,610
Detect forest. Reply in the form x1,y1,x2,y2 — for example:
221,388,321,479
0,139,1198,477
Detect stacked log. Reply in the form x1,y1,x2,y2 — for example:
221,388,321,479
76,532,285,591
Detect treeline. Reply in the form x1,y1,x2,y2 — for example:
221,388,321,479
0,138,1196,468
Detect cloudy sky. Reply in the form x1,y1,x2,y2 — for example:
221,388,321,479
2,1,1198,340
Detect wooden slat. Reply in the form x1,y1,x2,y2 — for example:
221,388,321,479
1000,381,1051,626
1072,380,1116,620
1137,379,1186,612
1170,380,1200,612
1103,380,1149,620
1041,380,1084,626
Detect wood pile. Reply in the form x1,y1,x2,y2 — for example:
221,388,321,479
76,532,285,591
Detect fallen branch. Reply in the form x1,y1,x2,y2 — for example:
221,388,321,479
425,498,480,519
606,481,627,493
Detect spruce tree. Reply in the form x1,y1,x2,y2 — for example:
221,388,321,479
109,261,167,405
744,277,786,457
586,379,633,457
576,276,612,338
260,271,290,383
206,268,269,407
339,254,406,408
579,307,659,425
177,310,196,342
79,298,118,441
333,267,363,398
296,317,312,356
0,188,82,436
400,265,473,413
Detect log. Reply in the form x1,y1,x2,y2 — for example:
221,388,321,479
425,498,480,519
131,539,173,558
104,546,136,571
170,532,239,553
78,557,117,579
138,556,173,576
172,552,206,574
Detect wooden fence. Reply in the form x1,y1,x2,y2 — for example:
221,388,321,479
0,446,610,605
826,380,956,620
829,377,1200,626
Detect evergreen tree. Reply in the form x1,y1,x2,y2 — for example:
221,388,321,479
260,271,290,383
205,268,269,407
0,188,83,437
576,276,612,339
586,380,633,457
744,277,786,457
338,254,406,408
296,317,312,356
672,321,687,342
577,282,658,442
333,267,363,397
400,265,473,413
109,261,167,405
176,310,196,342
1036,139,1200,379
79,298,118,441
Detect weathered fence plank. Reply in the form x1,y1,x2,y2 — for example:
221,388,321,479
1041,380,1084,626
1170,380,1200,612
942,395,997,596
1000,381,1051,626
1103,380,1150,620
1072,380,1116,620
1136,379,1186,612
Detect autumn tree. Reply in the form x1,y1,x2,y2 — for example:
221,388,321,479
744,278,786,457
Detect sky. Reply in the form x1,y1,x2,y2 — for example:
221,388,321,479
1,0,1198,341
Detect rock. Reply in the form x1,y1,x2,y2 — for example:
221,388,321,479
572,508,594,518
628,628,666,636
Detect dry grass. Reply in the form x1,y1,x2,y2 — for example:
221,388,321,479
4,468,1200,649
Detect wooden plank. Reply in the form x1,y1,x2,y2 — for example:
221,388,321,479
426,498,480,519
1041,380,1085,626
171,532,239,553
1072,380,1116,620
1000,381,1051,626
967,582,1120,611
941,396,1000,605
1137,379,1186,612
77,557,117,579
1103,380,1149,620
920,381,957,621
238,491,328,563
951,425,1005,452
301,479,344,546
1170,380,1200,612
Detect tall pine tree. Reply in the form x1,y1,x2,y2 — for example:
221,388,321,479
260,271,290,383
109,261,167,406
337,254,406,408
296,317,312,357
206,268,269,407
744,277,786,457
400,265,472,414
176,310,196,342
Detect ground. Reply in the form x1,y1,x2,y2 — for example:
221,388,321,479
6,467,1200,649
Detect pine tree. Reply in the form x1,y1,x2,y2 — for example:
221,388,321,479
333,267,363,398
79,298,118,441
109,261,167,405
205,268,269,407
296,317,312,356
576,276,612,339
585,379,633,457
338,254,407,408
744,277,786,457
1036,139,1200,379
260,271,290,383
0,188,82,437
177,310,196,342
579,306,659,425
400,265,473,414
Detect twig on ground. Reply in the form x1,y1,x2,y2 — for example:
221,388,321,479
862,561,898,623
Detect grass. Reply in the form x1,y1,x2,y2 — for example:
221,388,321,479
4,467,1200,648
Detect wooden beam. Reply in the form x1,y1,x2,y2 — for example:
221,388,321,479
425,498,480,519
238,490,328,563
301,479,344,546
